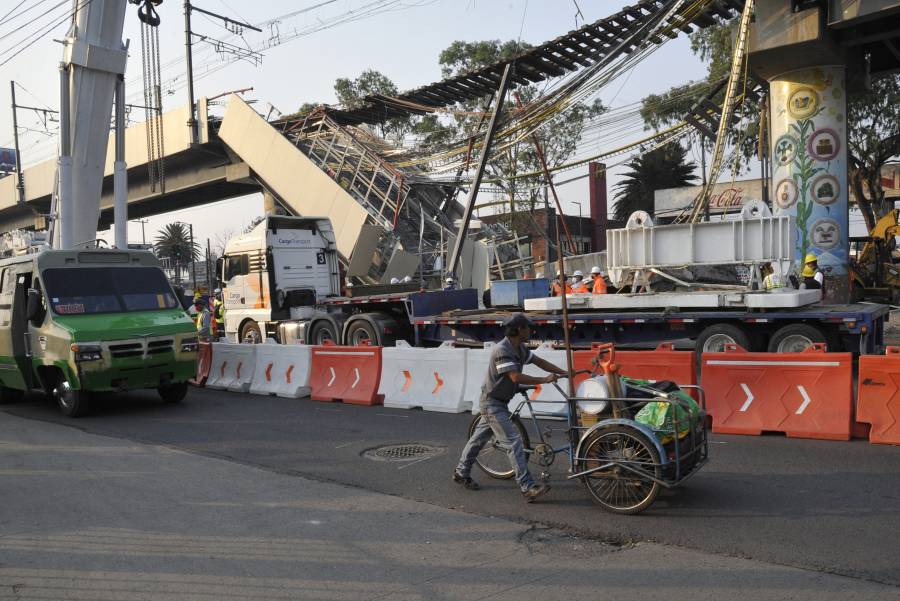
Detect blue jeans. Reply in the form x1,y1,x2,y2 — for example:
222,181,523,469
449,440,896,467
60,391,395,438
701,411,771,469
456,402,534,492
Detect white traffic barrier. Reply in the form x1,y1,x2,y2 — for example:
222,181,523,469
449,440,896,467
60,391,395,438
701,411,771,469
466,342,494,415
249,342,312,398
520,343,569,418
380,342,471,413
206,343,236,390
227,344,256,393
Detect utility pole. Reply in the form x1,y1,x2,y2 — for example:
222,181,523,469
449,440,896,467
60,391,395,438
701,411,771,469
573,201,583,254
135,218,148,245
701,138,709,222
184,0,196,144
447,63,513,280
183,1,261,145
9,82,24,204
206,238,212,291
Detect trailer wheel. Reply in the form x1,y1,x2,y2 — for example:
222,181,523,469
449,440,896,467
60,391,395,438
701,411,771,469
158,382,189,404
309,320,338,345
240,320,262,344
696,323,752,355
345,319,379,346
767,324,828,353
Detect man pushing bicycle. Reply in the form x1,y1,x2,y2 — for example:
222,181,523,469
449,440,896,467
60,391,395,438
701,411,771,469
452,313,567,502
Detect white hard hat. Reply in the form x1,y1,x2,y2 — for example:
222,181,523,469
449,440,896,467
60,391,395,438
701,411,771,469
390,277,400,284
446,277,455,283
573,269,584,278
556,270,562,277
402,275,413,283
590,266,601,275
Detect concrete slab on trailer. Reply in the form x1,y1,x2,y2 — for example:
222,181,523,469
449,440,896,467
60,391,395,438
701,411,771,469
523,289,823,311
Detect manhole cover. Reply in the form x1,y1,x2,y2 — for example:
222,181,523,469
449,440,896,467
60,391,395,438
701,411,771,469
362,443,444,462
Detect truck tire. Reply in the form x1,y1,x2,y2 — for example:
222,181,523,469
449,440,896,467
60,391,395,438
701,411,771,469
55,381,90,418
159,382,188,403
0,386,23,404
696,323,752,355
344,319,379,346
309,320,338,345
767,323,828,353
240,320,262,344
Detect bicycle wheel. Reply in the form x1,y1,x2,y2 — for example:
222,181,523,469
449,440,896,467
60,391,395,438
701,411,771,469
467,414,531,480
577,425,661,515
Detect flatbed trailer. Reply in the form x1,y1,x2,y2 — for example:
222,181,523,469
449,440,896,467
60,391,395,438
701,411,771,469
411,302,889,355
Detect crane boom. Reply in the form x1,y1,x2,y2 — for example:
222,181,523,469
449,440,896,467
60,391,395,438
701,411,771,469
56,0,128,249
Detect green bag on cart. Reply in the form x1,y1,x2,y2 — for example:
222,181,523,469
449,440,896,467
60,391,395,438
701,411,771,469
627,379,702,444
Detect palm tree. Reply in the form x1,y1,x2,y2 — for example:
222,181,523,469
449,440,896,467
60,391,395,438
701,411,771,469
612,143,698,222
154,223,199,281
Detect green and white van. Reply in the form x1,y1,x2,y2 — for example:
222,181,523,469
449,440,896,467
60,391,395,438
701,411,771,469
0,248,198,416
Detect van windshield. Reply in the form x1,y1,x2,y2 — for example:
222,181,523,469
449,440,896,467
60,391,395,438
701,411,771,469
42,267,179,315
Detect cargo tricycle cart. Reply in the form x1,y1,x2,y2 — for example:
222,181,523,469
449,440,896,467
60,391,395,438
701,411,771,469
467,344,709,514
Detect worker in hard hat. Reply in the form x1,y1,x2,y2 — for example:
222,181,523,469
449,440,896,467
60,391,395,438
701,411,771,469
571,270,589,293
551,270,572,296
589,266,607,294
212,288,224,339
801,253,824,290
444,277,456,291
402,275,413,283
761,263,785,291
389,277,400,285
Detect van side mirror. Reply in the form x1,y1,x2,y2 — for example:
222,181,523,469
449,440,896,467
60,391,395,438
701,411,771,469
26,288,42,321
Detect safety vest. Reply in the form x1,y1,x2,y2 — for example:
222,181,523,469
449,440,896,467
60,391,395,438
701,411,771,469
212,299,223,329
551,281,572,296
592,276,607,294
571,280,589,293
195,308,212,339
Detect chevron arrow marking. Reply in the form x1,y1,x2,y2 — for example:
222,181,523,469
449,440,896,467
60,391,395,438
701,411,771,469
739,383,754,412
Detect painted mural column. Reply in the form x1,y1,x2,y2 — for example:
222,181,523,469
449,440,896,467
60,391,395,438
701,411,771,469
769,65,849,303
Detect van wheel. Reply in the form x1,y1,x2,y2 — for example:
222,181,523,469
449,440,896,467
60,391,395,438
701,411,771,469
159,382,188,403
55,381,90,417
0,386,24,404
240,320,262,344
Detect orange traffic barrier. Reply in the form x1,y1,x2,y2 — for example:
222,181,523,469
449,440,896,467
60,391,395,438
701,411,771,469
309,342,384,405
701,344,853,440
573,342,696,392
190,342,211,387
857,347,900,445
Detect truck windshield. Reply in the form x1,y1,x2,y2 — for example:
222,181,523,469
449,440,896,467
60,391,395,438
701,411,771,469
42,267,180,315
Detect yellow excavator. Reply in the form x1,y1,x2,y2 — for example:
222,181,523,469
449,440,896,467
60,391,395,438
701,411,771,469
850,209,900,304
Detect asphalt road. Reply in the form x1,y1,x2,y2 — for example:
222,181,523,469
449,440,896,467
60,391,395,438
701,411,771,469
5,410,896,600
3,386,899,592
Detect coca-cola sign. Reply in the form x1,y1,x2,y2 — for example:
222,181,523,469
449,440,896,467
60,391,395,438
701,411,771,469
654,178,762,216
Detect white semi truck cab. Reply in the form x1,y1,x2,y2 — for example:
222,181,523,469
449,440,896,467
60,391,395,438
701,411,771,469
220,216,341,343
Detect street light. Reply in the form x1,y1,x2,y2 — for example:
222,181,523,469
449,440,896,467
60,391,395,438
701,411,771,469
572,201,583,255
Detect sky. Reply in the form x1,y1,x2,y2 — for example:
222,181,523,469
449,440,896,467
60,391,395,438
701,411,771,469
0,0,716,249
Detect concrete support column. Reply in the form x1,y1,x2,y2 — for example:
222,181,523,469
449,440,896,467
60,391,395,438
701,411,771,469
769,65,849,303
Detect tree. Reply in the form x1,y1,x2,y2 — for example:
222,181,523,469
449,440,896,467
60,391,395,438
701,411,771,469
640,19,760,173
429,39,605,226
848,75,900,231
328,40,606,232
154,223,199,280
611,143,698,222
333,69,410,141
